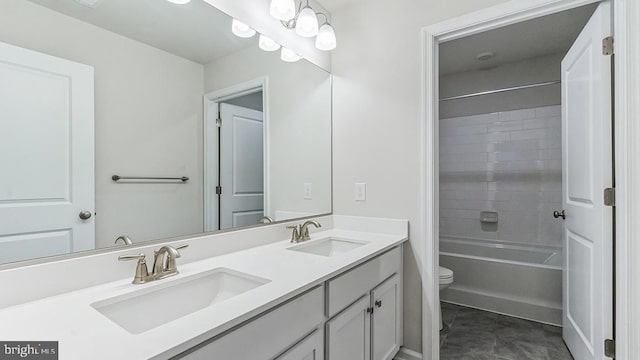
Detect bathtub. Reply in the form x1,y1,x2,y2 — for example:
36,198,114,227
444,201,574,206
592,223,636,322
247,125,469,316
439,236,563,325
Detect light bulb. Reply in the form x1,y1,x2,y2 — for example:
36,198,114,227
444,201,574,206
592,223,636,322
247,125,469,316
269,0,296,20
167,0,190,3
259,35,281,52
231,19,256,38
315,23,337,50
281,47,302,62
295,6,319,37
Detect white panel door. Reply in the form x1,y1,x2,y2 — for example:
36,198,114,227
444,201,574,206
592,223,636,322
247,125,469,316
326,294,371,360
372,274,402,360
561,2,613,359
0,42,95,264
219,103,264,229
276,330,324,360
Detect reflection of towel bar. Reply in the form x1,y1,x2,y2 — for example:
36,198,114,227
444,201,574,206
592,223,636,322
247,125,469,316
112,175,189,182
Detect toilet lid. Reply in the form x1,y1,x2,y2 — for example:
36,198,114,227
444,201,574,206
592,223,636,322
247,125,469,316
439,266,453,280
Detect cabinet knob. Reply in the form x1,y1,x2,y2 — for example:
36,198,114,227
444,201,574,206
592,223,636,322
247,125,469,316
375,300,382,308
366,307,374,314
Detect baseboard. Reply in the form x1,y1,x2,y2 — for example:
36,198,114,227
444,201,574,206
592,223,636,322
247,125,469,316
394,347,423,360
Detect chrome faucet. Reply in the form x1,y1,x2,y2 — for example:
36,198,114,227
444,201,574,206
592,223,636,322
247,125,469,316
259,216,274,224
119,244,188,284
114,235,133,246
152,245,188,279
287,220,322,243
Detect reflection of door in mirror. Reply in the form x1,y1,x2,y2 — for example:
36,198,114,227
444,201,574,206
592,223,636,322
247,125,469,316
219,102,264,230
0,42,95,265
217,97,265,230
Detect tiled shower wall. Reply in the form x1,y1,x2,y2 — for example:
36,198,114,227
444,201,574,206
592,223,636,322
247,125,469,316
439,105,563,247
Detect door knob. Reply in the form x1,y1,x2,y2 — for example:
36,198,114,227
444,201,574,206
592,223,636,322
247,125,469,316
79,210,92,220
553,210,566,220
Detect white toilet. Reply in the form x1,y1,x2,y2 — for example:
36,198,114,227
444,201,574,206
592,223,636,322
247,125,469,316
438,266,454,330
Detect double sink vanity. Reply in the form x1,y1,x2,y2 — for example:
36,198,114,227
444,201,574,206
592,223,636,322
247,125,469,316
0,216,407,360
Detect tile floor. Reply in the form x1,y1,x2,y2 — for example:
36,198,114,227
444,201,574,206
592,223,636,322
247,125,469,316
440,303,574,360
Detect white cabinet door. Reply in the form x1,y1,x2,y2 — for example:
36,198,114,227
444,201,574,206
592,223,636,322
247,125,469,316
0,41,95,264
560,2,613,360
276,330,324,360
327,294,371,360
180,286,324,360
219,103,264,230
372,274,402,360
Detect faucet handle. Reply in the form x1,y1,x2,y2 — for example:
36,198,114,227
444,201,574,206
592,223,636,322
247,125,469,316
118,253,150,284
118,253,145,261
287,225,301,243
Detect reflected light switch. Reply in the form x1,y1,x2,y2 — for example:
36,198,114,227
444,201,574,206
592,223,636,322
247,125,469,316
354,183,366,201
304,183,312,200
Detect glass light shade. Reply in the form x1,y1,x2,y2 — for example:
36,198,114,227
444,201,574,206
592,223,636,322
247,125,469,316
315,23,337,50
269,0,296,20
295,6,319,37
259,35,281,52
281,47,302,62
231,19,256,38
167,0,190,4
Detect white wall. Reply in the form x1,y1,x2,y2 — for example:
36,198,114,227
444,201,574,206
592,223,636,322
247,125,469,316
440,106,563,247
204,46,332,219
0,0,206,248
330,0,510,353
440,53,563,118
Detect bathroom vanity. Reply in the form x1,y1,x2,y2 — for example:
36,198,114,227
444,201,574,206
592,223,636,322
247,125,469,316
179,245,402,360
0,216,407,360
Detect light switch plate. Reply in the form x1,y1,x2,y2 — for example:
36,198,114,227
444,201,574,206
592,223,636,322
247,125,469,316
304,183,312,200
354,183,366,201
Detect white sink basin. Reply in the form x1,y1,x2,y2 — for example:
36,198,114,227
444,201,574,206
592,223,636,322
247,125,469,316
288,238,368,257
91,268,270,334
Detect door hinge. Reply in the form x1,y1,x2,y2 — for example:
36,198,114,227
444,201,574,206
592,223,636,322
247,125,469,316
216,117,222,127
366,307,374,315
215,186,222,195
604,187,616,207
604,338,615,358
603,36,614,55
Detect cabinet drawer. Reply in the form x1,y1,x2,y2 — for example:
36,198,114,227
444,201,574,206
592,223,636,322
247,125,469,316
179,285,324,360
326,246,401,317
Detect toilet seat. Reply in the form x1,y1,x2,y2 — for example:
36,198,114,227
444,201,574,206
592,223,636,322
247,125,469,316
439,266,454,285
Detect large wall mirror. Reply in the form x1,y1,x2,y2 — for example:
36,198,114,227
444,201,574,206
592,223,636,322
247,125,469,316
0,0,332,266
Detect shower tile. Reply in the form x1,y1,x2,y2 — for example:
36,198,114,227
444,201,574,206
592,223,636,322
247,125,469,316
535,105,562,118
499,108,536,121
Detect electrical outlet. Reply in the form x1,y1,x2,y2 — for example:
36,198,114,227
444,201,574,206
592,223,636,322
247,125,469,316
354,183,366,201
304,183,312,200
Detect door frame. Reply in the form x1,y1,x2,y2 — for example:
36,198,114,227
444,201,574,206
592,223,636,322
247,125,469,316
421,1,640,359
203,77,269,232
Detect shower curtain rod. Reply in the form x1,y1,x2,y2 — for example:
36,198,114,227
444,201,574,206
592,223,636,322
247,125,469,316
439,80,561,102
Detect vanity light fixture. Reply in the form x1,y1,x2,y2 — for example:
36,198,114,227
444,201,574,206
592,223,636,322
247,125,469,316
259,35,281,52
270,0,337,50
166,0,191,4
231,19,257,38
281,47,302,62
270,0,296,21
315,18,337,51
295,5,319,37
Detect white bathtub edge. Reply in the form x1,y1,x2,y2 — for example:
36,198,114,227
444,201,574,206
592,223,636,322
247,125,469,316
442,284,562,326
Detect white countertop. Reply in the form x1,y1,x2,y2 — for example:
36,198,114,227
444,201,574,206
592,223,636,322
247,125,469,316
0,228,407,359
